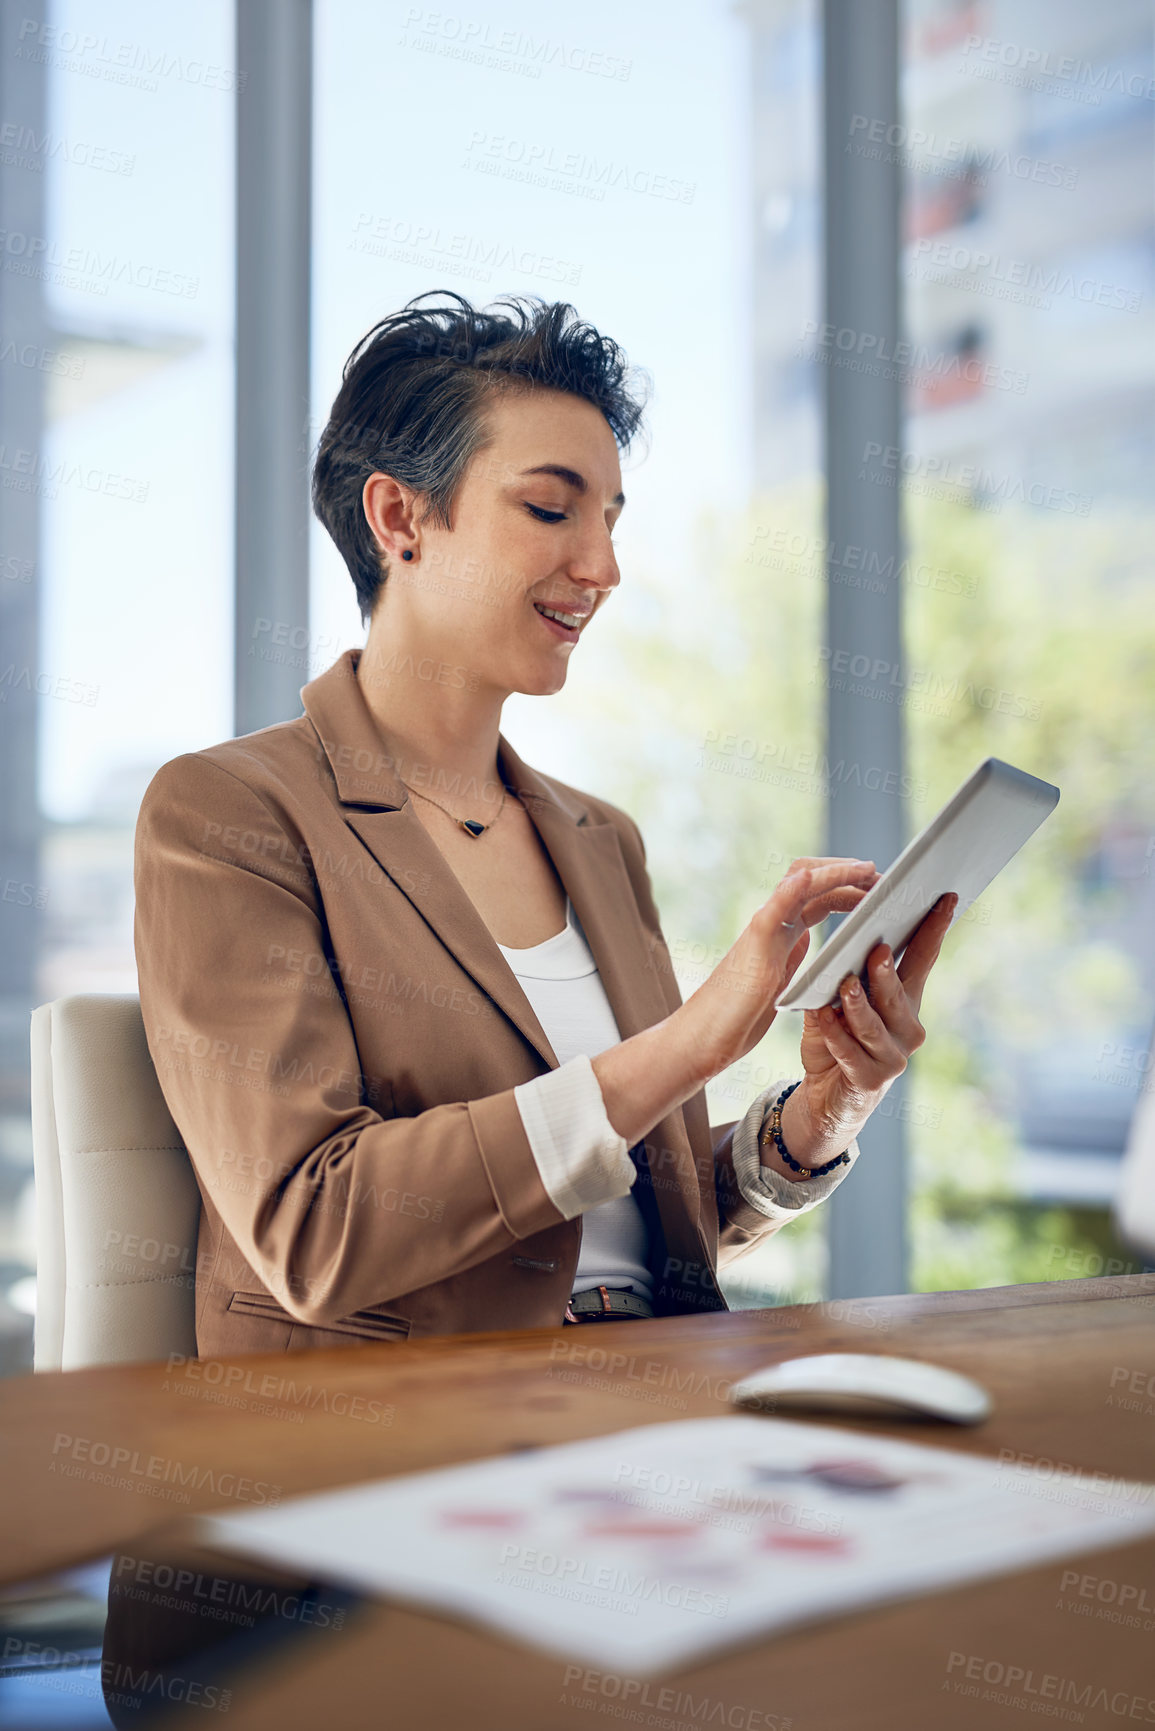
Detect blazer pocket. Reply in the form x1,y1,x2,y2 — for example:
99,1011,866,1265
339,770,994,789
227,1290,411,1341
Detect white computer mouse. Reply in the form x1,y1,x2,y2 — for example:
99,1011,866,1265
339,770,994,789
729,1353,992,1425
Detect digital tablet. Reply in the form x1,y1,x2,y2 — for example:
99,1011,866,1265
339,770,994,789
774,758,1060,1012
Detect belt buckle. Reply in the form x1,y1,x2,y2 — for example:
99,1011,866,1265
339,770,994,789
564,1286,621,1325
564,1285,651,1325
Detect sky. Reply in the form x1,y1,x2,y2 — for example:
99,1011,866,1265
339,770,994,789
36,0,753,819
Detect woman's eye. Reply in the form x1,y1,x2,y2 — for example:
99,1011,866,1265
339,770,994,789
524,504,567,523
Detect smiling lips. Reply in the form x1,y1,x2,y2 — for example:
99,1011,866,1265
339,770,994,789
534,600,588,640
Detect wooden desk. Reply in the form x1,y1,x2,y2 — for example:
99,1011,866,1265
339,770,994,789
4,1275,1154,1729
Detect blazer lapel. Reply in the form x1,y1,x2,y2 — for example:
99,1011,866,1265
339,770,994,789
343,800,562,1069
300,649,706,1242
339,746,676,1074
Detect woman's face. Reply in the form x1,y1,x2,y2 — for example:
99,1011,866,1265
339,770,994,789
377,387,625,699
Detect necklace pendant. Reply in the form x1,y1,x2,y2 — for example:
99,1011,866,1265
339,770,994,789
459,818,486,838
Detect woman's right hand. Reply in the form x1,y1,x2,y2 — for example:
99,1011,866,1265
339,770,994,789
674,858,881,1082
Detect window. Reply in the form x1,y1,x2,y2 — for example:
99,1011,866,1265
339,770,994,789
0,0,236,1368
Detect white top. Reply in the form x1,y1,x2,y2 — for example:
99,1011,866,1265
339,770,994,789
497,898,861,1303
497,899,651,1301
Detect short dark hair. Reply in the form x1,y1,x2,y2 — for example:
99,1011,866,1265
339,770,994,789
311,290,649,623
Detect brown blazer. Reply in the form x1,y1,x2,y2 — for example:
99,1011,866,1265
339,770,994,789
133,648,777,1357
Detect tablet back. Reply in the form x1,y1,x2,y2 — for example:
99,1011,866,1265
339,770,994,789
776,758,1060,1012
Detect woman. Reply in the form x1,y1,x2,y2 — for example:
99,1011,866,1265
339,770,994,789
133,292,954,1356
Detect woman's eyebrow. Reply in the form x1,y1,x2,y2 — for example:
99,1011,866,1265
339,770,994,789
518,463,626,507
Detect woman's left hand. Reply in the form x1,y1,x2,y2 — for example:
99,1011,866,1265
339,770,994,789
780,892,959,1170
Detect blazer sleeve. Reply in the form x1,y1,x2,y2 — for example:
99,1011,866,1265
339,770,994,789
713,1085,861,1256
133,753,570,1328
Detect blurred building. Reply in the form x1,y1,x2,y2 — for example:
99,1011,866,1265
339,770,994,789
903,0,1155,507
746,0,1155,501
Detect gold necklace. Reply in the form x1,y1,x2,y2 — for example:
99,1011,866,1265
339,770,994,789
399,775,513,838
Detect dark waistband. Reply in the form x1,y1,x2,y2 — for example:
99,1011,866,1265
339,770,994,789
564,1285,654,1323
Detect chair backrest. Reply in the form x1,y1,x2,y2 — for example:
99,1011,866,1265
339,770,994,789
1116,1020,1155,1263
30,995,200,1370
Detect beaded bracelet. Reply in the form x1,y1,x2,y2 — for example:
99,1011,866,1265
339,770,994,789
759,1080,851,1181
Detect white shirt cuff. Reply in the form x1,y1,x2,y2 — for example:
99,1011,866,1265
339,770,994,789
513,1053,636,1221
730,1076,861,1221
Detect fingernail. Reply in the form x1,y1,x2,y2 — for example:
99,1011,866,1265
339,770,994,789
845,976,861,997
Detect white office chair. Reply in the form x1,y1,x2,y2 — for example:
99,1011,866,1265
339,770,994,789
1116,1021,1155,1263
30,994,200,1371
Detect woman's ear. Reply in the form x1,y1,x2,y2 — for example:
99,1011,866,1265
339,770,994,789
363,472,420,564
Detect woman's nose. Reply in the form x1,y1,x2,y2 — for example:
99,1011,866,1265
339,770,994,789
570,531,620,592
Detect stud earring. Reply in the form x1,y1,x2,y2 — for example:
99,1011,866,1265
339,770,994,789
401,549,414,561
